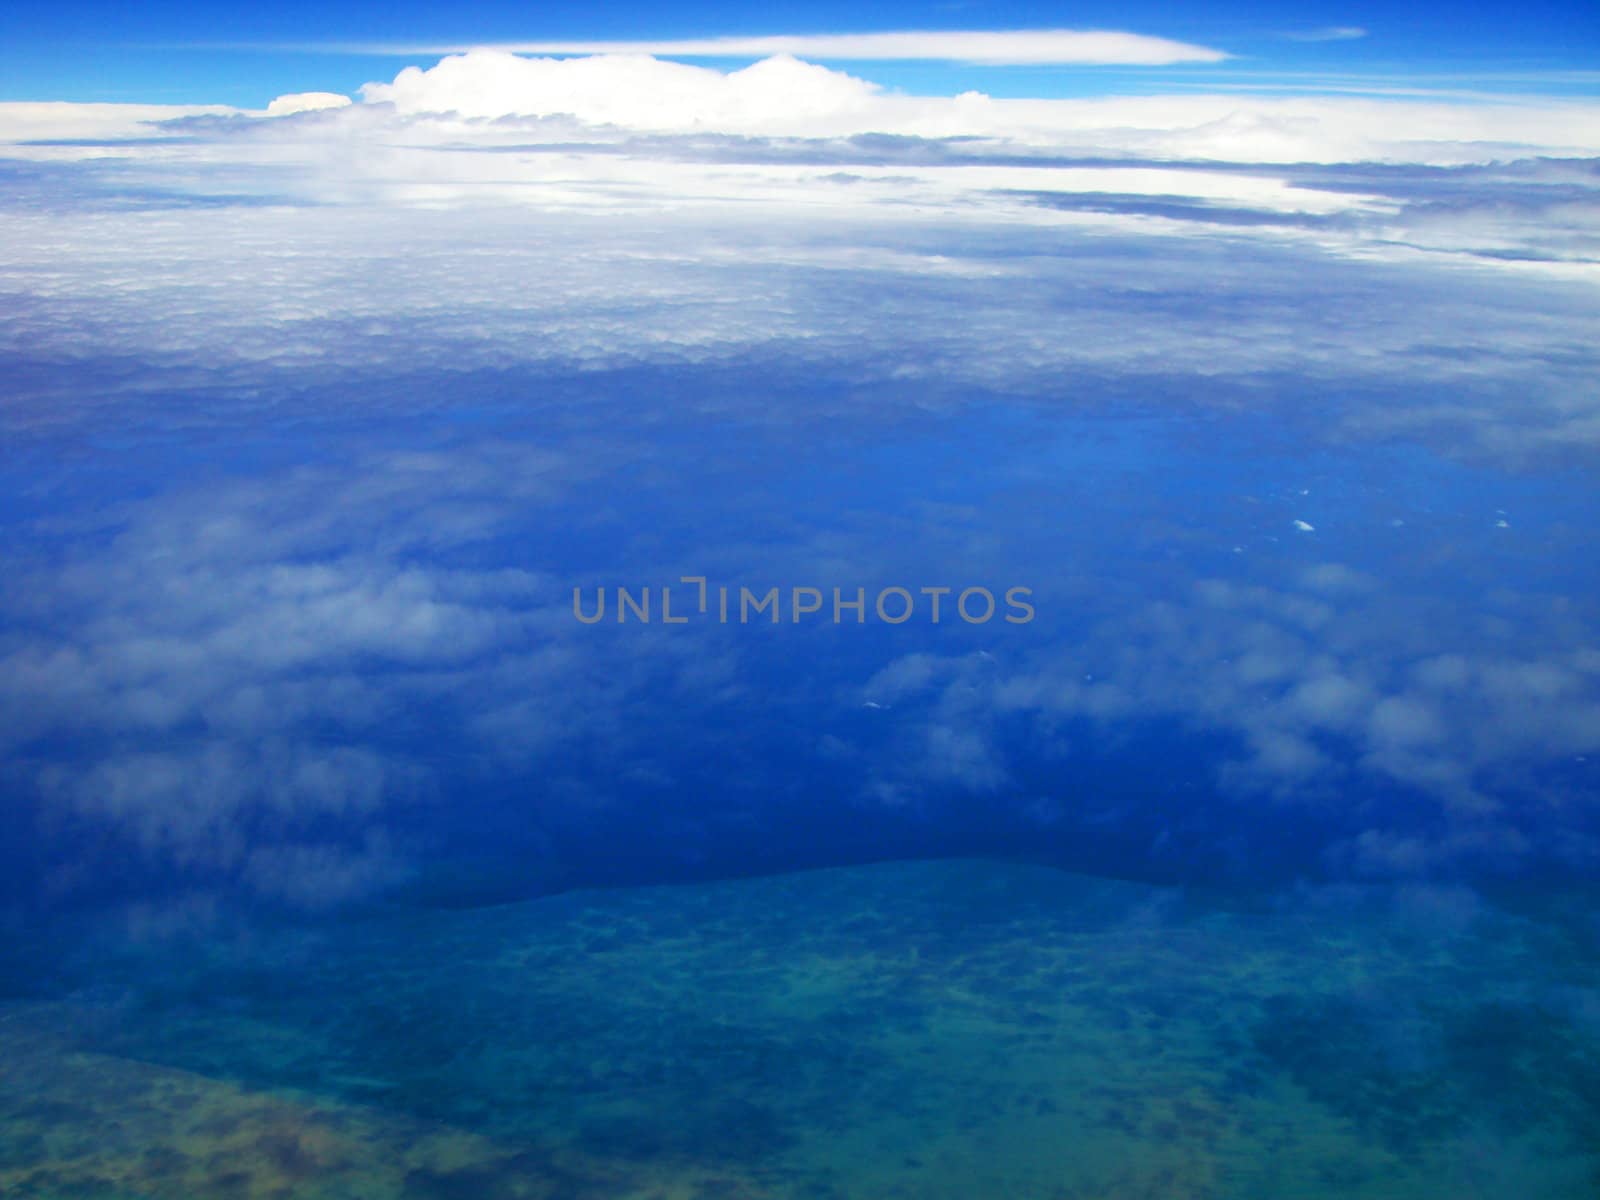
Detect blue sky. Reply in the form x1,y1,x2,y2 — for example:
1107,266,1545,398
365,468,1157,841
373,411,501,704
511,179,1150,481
3,1,1597,104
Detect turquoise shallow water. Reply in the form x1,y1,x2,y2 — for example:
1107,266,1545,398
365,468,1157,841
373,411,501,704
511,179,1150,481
3,859,1598,1198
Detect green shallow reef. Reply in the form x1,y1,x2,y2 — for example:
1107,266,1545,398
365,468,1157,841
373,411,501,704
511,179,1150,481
2,859,1598,1198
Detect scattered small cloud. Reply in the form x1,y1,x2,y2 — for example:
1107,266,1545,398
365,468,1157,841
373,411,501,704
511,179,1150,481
1284,27,1369,42
265,91,352,117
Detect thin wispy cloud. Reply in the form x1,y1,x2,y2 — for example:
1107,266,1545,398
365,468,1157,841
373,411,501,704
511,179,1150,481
1284,26,1370,42
314,29,1231,66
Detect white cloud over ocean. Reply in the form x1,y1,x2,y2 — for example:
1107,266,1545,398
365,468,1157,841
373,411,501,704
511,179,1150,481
1,48,1597,910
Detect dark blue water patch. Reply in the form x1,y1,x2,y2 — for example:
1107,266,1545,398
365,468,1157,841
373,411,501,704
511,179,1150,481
3,353,1599,922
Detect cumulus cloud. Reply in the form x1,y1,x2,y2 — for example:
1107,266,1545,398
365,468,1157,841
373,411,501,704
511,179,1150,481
345,51,1600,163
265,91,352,117
0,443,577,900
0,425,787,908
361,51,883,132
858,563,1600,876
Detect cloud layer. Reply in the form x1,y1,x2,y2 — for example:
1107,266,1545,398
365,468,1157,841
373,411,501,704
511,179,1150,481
347,50,1600,162
1,48,1597,914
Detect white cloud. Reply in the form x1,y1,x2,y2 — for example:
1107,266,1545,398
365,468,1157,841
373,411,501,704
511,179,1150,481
265,91,352,117
871,554,1600,872
1284,27,1369,43
2,49,1599,904
361,51,882,132
1,188,1595,465
349,29,1231,66
347,51,1600,163
0,101,233,144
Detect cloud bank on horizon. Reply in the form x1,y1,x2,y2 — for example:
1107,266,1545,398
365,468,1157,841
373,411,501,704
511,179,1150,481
1,35,1598,918
4,39,1597,172
339,49,1600,159
5,46,1596,276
